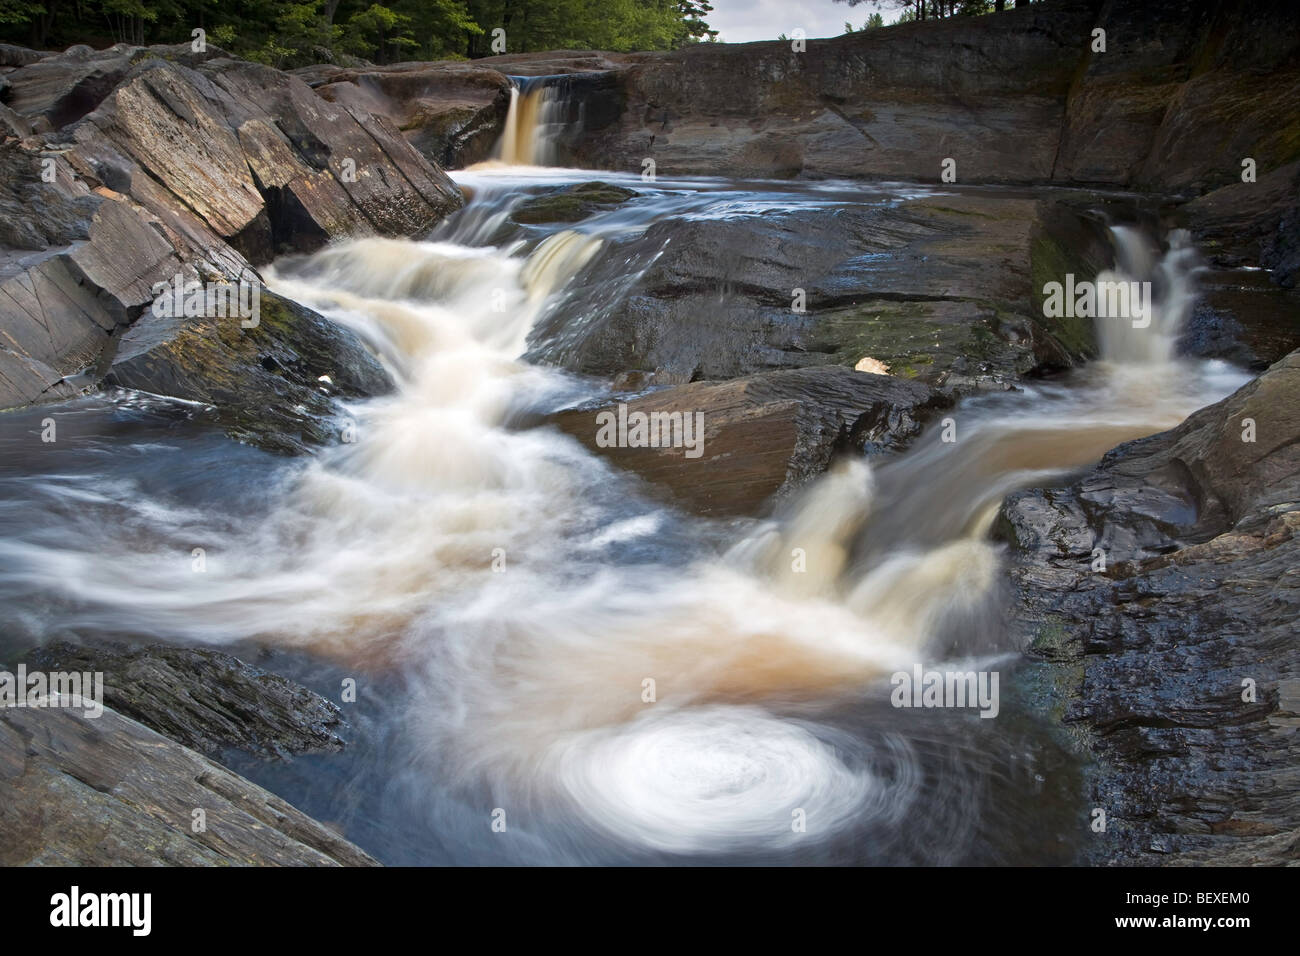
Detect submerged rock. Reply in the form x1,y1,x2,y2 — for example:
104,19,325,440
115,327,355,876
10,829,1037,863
550,365,948,516
0,704,377,866
998,349,1300,864
511,181,636,225
23,640,347,760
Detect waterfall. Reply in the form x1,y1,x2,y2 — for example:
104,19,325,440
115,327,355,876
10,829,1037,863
1096,226,1201,365
492,76,568,166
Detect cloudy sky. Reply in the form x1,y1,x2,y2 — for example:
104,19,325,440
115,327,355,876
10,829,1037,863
706,0,893,44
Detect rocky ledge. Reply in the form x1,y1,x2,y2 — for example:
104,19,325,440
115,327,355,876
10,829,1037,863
0,41,462,444
998,349,1300,864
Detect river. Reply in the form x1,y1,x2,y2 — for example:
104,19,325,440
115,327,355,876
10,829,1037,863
0,115,1250,863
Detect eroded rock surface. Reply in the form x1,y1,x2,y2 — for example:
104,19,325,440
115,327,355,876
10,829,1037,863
0,704,376,866
23,640,347,759
998,349,1300,864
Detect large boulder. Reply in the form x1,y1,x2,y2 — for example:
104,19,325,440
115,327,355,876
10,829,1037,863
103,290,392,454
531,192,1088,391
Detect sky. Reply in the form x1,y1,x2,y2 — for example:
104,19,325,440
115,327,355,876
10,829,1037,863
706,0,894,44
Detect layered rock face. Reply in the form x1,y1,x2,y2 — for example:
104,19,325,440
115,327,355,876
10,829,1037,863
999,350,1300,863
1,704,377,866
562,1,1300,191
0,42,462,432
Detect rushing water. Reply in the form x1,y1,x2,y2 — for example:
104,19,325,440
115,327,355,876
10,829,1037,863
0,159,1249,864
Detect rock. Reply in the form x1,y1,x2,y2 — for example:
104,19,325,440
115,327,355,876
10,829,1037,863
0,44,460,415
0,43,43,68
1,42,224,130
23,640,346,759
531,191,1085,390
1181,267,1300,369
103,290,392,455
533,1,1299,195
0,704,377,866
574,7,1091,182
511,180,635,224
550,365,948,516
306,60,512,169
997,349,1300,864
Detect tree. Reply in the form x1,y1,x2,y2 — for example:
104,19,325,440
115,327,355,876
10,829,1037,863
0,0,717,61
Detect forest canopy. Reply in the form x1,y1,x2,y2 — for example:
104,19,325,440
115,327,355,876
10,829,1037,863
0,0,719,66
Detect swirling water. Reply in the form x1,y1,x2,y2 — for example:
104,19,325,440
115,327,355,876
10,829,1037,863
0,168,1248,864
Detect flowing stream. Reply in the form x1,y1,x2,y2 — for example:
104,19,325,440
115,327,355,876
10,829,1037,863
0,124,1250,863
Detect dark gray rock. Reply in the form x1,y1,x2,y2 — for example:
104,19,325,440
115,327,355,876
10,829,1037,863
997,349,1300,864
531,192,1089,391
23,639,347,759
103,290,393,455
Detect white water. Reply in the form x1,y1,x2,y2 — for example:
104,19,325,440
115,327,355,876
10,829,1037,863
0,171,1249,862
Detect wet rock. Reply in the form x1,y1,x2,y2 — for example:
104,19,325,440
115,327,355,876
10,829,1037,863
997,349,1300,864
1181,268,1300,369
103,290,392,455
577,8,1091,182
0,704,377,866
533,192,1084,390
550,365,949,516
23,640,346,759
562,1,1299,194
511,181,636,224
0,45,460,414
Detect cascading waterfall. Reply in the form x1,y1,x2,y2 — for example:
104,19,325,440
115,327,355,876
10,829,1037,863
1096,225,1201,365
491,76,569,166
0,168,1250,864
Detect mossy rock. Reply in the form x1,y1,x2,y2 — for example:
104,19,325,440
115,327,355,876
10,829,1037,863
511,181,637,225
104,289,392,454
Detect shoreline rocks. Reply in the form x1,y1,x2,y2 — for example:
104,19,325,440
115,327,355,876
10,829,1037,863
997,349,1300,864
0,42,461,423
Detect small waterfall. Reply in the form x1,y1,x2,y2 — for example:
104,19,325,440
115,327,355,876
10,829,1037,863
1096,226,1201,365
492,76,569,166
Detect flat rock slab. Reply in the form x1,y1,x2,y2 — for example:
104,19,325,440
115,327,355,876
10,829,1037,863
551,365,948,516
0,703,377,866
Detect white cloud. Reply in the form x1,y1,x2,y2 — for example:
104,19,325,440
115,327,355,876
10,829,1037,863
706,0,890,44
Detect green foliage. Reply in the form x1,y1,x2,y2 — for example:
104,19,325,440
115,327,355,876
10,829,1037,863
0,0,712,61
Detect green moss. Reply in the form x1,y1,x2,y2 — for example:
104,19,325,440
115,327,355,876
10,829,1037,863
1030,233,1097,359
512,181,637,224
